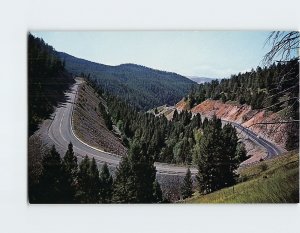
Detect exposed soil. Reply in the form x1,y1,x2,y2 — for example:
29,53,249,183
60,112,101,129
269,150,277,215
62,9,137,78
191,99,288,150
156,98,289,164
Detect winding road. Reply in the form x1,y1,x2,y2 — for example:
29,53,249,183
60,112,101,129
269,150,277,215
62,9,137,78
46,80,283,176
224,120,283,159
47,80,197,176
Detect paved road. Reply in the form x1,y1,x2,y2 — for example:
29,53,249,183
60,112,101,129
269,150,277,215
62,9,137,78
47,80,283,176
223,120,283,159
47,80,197,176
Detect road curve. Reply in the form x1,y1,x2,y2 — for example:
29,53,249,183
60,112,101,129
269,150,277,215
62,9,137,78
47,80,283,176
47,80,197,176
222,120,283,166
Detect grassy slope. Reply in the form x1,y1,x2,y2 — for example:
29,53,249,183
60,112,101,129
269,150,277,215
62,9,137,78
182,151,299,203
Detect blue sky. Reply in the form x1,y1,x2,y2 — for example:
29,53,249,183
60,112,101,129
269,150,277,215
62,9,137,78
31,31,273,78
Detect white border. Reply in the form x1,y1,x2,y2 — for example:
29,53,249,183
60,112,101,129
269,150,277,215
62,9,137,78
0,0,299,233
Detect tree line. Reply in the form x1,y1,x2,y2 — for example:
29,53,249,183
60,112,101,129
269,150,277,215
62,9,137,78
187,59,299,150
29,141,163,204
188,59,299,112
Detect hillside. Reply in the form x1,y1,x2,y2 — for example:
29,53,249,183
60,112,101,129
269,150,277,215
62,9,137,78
186,60,299,150
28,34,74,135
58,52,196,111
190,99,289,149
182,150,299,203
73,81,127,156
153,101,268,163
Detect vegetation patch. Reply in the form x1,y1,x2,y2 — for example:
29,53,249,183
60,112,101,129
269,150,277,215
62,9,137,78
182,150,299,203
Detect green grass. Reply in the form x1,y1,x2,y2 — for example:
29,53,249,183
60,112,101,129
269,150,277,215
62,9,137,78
182,151,299,203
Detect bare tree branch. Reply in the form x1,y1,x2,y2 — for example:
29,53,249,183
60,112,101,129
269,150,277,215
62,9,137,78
263,31,299,65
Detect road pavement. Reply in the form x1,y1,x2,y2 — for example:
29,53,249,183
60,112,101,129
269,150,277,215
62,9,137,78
226,121,282,157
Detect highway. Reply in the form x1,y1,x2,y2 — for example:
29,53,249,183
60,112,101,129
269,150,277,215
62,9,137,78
47,80,198,176
46,80,283,176
226,121,282,158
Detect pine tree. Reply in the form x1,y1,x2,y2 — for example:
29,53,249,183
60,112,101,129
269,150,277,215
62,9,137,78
76,156,91,203
63,142,77,176
173,109,179,121
112,156,135,203
235,142,248,163
89,157,100,203
76,156,100,203
220,124,239,187
38,145,72,203
99,162,113,203
196,115,223,193
62,142,78,198
129,140,157,202
181,168,193,199
112,140,159,203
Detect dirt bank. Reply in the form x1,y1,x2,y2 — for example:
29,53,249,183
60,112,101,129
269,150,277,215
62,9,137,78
73,82,127,156
190,99,288,150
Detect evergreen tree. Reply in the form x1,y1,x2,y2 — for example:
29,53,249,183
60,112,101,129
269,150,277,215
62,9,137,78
112,156,135,203
99,163,113,203
61,142,79,203
76,156,100,203
181,168,193,199
196,116,223,193
89,157,101,203
129,140,157,202
113,140,160,203
76,156,91,203
38,145,72,203
173,109,179,121
220,124,239,187
62,142,78,185
235,142,248,163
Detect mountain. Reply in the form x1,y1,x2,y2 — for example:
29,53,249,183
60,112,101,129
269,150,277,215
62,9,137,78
58,52,196,110
187,76,215,84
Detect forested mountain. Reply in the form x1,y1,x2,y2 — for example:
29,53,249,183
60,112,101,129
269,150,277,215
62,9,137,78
188,60,299,114
28,34,74,135
186,60,299,150
58,52,196,110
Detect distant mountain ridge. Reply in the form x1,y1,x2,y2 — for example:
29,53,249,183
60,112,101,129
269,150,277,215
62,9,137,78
187,76,215,84
58,52,196,110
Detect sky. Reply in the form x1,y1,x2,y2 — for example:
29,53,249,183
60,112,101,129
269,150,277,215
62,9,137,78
31,31,274,79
